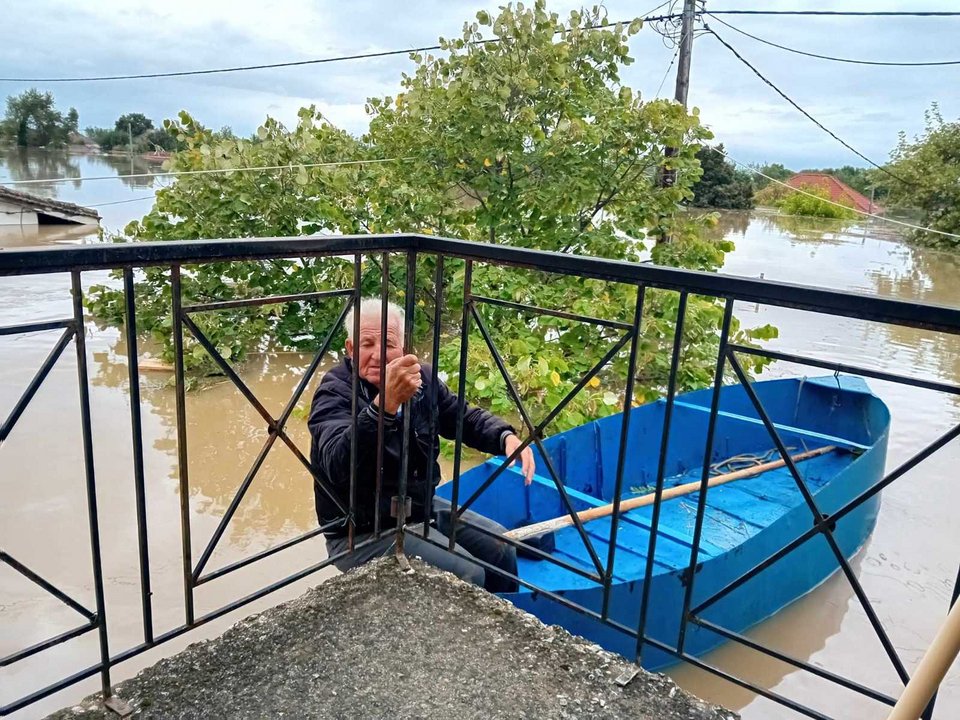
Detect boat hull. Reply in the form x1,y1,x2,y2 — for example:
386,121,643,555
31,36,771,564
437,376,890,669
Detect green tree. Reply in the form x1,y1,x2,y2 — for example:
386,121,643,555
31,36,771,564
87,2,774,430
85,126,127,151
750,162,793,189
115,112,154,137
754,182,791,207
777,184,857,219
142,127,180,151
690,144,754,209
65,107,79,135
885,103,960,247
0,89,76,147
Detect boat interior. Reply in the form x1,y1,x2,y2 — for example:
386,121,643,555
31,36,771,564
437,376,889,590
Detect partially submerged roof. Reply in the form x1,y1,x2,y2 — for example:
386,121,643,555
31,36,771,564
785,172,880,214
0,185,100,225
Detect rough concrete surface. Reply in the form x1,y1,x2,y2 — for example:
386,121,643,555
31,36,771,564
47,558,737,720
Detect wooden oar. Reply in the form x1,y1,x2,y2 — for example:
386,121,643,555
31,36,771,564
504,445,836,541
887,597,960,720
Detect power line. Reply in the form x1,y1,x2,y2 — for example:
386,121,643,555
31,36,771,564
655,45,682,99
0,13,685,84
713,146,960,241
707,10,960,17
0,157,406,187
87,194,157,208
706,13,960,66
705,26,912,186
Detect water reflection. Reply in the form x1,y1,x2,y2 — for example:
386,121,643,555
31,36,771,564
90,342,327,549
0,147,82,195
709,209,751,239
0,149,161,192
670,554,860,712
0,223,98,248
92,153,163,190
757,212,856,245
867,245,960,401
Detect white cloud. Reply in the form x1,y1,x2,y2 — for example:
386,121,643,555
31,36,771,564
1,0,957,168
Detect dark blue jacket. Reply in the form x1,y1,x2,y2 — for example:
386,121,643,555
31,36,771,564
308,359,513,537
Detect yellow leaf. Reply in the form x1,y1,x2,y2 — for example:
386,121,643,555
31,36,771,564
588,377,600,388
483,158,492,167
550,371,561,387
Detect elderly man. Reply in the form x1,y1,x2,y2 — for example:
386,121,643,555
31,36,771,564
308,298,535,592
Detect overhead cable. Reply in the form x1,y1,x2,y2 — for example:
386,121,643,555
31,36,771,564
706,10,960,18
87,194,158,208
706,26,912,186
706,13,960,66
0,12,685,83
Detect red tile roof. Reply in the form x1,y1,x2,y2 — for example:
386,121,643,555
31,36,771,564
785,172,881,214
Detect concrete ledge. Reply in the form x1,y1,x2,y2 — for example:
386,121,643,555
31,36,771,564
48,558,737,719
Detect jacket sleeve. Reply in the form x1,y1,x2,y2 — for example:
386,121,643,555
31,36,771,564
434,372,514,456
307,374,399,486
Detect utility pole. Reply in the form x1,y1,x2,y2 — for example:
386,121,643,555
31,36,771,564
673,0,697,108
657,0,699,244
128,123,134,157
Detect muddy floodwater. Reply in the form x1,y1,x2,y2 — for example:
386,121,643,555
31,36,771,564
2,150,959,718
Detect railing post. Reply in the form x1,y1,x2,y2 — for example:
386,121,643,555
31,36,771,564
348,254,362,550
448,259,473,551
394,250,417,559
678,297,733,652
636,291,688,662
170,264,195,625
601,283,645,620
122,268,154,644
70,271,113,699
374,252,389,539
422,254,444,540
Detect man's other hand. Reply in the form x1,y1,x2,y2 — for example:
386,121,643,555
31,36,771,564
377,354,422,414
504,434,536,485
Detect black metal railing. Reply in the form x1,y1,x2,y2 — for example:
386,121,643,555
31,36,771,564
2,233,960,719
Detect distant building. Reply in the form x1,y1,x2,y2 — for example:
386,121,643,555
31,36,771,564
785,172,881,214
0,186,100,226
67,131,101,153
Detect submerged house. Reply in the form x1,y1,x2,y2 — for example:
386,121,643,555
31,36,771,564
0,186,100,227
785,172,881,214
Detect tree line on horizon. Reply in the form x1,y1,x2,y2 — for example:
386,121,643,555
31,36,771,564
2,68,956,245
0,88,237,154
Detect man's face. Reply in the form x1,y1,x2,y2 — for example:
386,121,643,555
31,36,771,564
345,313,403,386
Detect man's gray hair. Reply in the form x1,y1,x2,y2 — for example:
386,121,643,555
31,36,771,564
345,297,406,341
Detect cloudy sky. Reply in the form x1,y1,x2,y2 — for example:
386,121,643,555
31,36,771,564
2,0,958,170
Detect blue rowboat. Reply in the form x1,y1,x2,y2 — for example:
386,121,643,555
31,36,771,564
436,375,890,669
